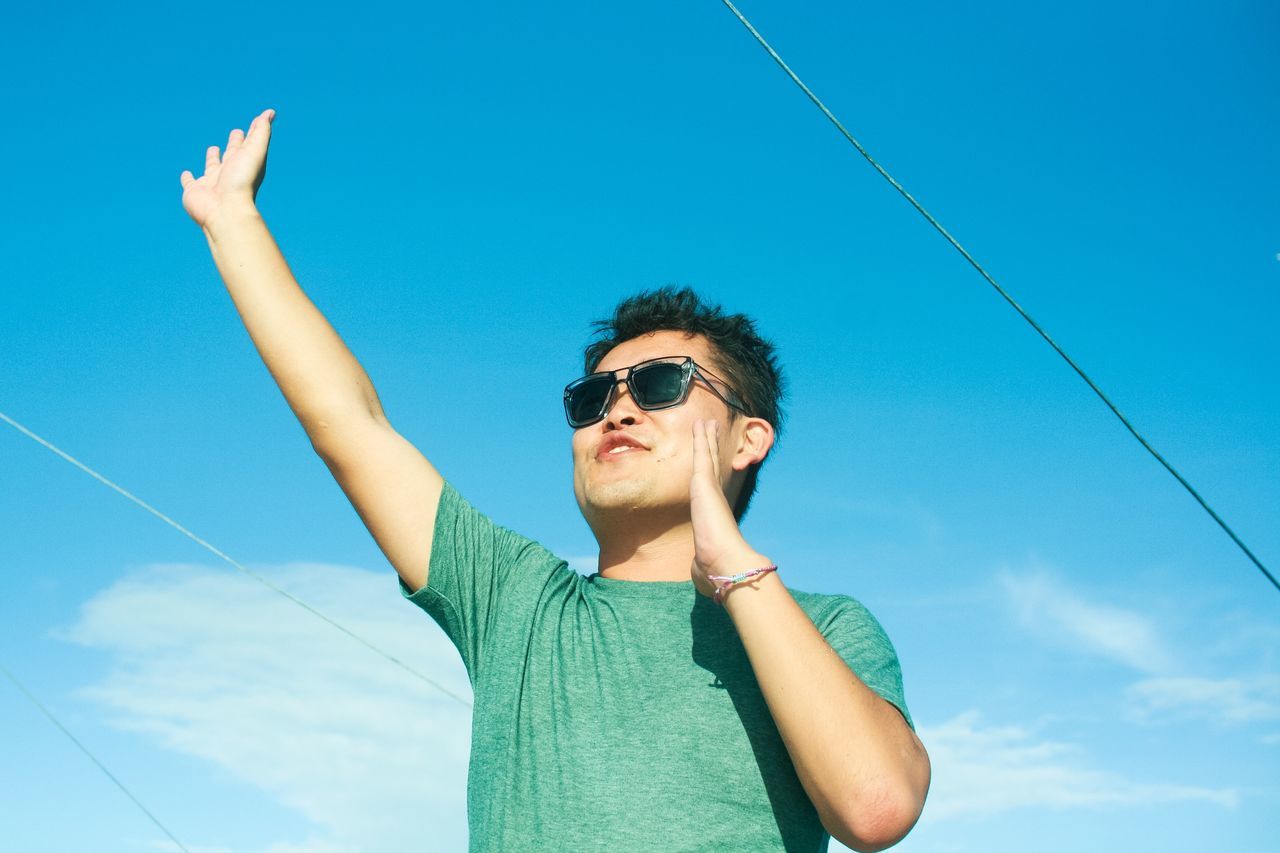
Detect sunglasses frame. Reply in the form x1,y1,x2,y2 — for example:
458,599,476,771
563,356,748,429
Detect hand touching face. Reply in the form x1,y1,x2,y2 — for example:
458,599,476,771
687,417,774,597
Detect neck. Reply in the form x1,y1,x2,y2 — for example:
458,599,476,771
590,509,696,582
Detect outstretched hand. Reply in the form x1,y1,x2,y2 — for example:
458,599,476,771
689,419,771,600
180,109,276,228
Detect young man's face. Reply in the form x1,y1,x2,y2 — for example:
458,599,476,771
570,330,743,527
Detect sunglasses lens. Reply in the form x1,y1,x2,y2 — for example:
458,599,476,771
632,362,687,407
567,376,614,426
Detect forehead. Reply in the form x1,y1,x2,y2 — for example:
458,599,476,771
595,330,717,373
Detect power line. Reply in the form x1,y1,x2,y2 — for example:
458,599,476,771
0,410,473,707
0,658,190,852
717,0,1277,594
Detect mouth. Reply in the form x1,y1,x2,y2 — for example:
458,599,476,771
595,435,648,461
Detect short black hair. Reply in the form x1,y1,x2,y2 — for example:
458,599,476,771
583,286,786,520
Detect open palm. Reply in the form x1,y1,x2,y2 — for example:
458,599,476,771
180,109,275,227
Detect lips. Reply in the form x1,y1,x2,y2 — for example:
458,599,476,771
595,433,648,460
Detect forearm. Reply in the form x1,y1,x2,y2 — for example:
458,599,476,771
202,201,385,442
724,570,928,851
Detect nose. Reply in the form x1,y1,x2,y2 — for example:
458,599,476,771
604,379,645,429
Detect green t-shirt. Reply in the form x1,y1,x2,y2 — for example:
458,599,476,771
404,483,912,852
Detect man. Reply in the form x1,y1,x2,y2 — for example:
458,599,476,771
181,109,929,851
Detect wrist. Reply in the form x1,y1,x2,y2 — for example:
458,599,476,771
202,197,263,241
707,553,775,604
720,566,783,613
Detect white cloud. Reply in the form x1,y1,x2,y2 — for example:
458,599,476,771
147,840,350,853
1126,676,1280,726
1001,570,1171,673
914,711,1238,821
62,562,473,853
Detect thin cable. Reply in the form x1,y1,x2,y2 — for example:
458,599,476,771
0,410,473,706
718,0,1277,594
0,659,190,851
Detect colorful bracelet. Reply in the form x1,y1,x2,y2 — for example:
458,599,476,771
707,565,778,604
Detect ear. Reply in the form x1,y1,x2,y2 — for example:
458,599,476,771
729,416,775,472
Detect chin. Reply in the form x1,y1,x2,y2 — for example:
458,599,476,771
584,479,655,513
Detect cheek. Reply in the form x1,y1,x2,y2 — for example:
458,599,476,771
651,433,692,473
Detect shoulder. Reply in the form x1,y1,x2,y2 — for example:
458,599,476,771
438,482,559,555
787,587,903,674
787,587,882,631
789,586,914,728
428,479,573,592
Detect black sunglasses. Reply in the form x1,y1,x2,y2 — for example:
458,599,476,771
563,356,748,429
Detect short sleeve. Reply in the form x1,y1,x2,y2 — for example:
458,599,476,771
811,595,914,730
400,481,564,681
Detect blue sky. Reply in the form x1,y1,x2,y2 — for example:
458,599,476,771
1,0,1277,850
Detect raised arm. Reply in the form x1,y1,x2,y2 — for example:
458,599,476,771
180,109,443,591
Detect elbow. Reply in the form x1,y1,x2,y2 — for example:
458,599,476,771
822,778,928,852
306,408,389,463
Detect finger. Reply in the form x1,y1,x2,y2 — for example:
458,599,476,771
706,420,722,481
690,420,739,529
205,145,220,173
179,170,194,188
246,109,275,146
691,419,712,482
225,128,245,153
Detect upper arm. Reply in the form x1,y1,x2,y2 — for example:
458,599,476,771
312,417,444,592
819,599,929,847
817,597,914,730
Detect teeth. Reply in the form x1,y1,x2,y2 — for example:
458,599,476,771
608,446,633,454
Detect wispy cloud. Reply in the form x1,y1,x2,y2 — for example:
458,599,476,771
1000,569,1172,673
916,711,1238,821
1126,676,1280,726
62,562,473,852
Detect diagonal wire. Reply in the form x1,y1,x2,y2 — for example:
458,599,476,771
0,659,190,852
718,0,1277,594
0,410,473,706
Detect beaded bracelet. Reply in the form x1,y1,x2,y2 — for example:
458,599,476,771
707,565,778,604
